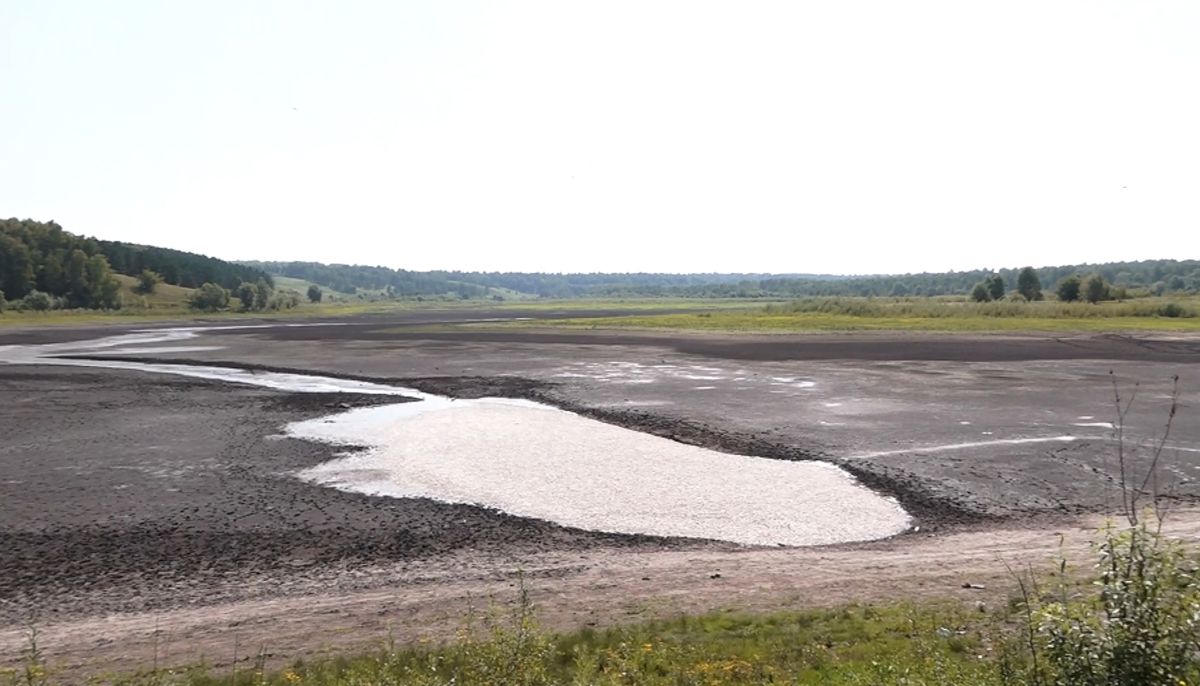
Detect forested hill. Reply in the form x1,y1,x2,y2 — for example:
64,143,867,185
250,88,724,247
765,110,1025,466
0,218,271,305
239,260,832,298
95,240,271,289
243,259,1200,299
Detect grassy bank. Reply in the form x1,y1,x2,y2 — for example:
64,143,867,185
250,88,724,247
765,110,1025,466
494,296,1200,333
9,293,1198,332
0,298,764,328
11,600,1000,686
0,298,492,328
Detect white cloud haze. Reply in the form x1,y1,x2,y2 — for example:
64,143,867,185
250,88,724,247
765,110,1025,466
2,1,1197,274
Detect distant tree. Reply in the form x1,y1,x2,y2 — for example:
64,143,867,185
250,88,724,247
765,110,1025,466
189,282,230,312
889,282,909,297
56,251,121,309
0,233,34,298
1017,267,1043,301
87,254,122,309
986,275,1006,301
254,278,273,310
970,282,991,302
1084,274,1111,304
235,282,257,311
0,288,6,313
1056,275,1082,302
306,284,322,303
234,278,276,311
134,269,163,294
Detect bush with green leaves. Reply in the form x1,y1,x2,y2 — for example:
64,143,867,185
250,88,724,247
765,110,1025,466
235,279,280,311
17,290,55,311
1157,303,1190,318
235,281,257,311
1022,522,1200,686
269,289,301,310
971,282,991,302
134,269,163,295
307,284,322,303
188,282,230,312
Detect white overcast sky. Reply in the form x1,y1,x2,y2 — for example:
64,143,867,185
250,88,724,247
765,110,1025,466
2,1,1197,274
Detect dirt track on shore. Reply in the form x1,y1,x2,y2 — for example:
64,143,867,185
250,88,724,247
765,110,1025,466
10,513,1200,679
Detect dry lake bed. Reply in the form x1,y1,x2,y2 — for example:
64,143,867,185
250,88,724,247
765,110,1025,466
2,309,1197,674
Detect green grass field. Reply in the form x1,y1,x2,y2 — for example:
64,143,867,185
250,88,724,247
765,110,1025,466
268,275,351,302
0,285,521,327
113,274,195,309
4,291,1199,333
508,311,1200,333
490,296,1200,333
489,297,784,311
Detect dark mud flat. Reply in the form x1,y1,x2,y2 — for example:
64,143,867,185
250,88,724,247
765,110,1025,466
232,325,1200,363
46,359,977,529
0,365,691,624
177,319,1200,518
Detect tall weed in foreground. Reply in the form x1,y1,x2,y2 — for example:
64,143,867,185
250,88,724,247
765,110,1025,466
1006,374,1199,686
1030,523,1200,686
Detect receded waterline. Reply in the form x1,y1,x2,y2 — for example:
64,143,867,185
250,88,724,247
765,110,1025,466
852,436,1081,459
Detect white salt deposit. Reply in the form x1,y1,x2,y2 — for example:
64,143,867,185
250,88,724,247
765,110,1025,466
3,325,914,546
290,400,911,547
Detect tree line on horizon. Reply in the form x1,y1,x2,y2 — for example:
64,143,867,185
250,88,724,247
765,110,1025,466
238,260,827,299
4,218,1197,310
0,218,272,310
242,259,1200,300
